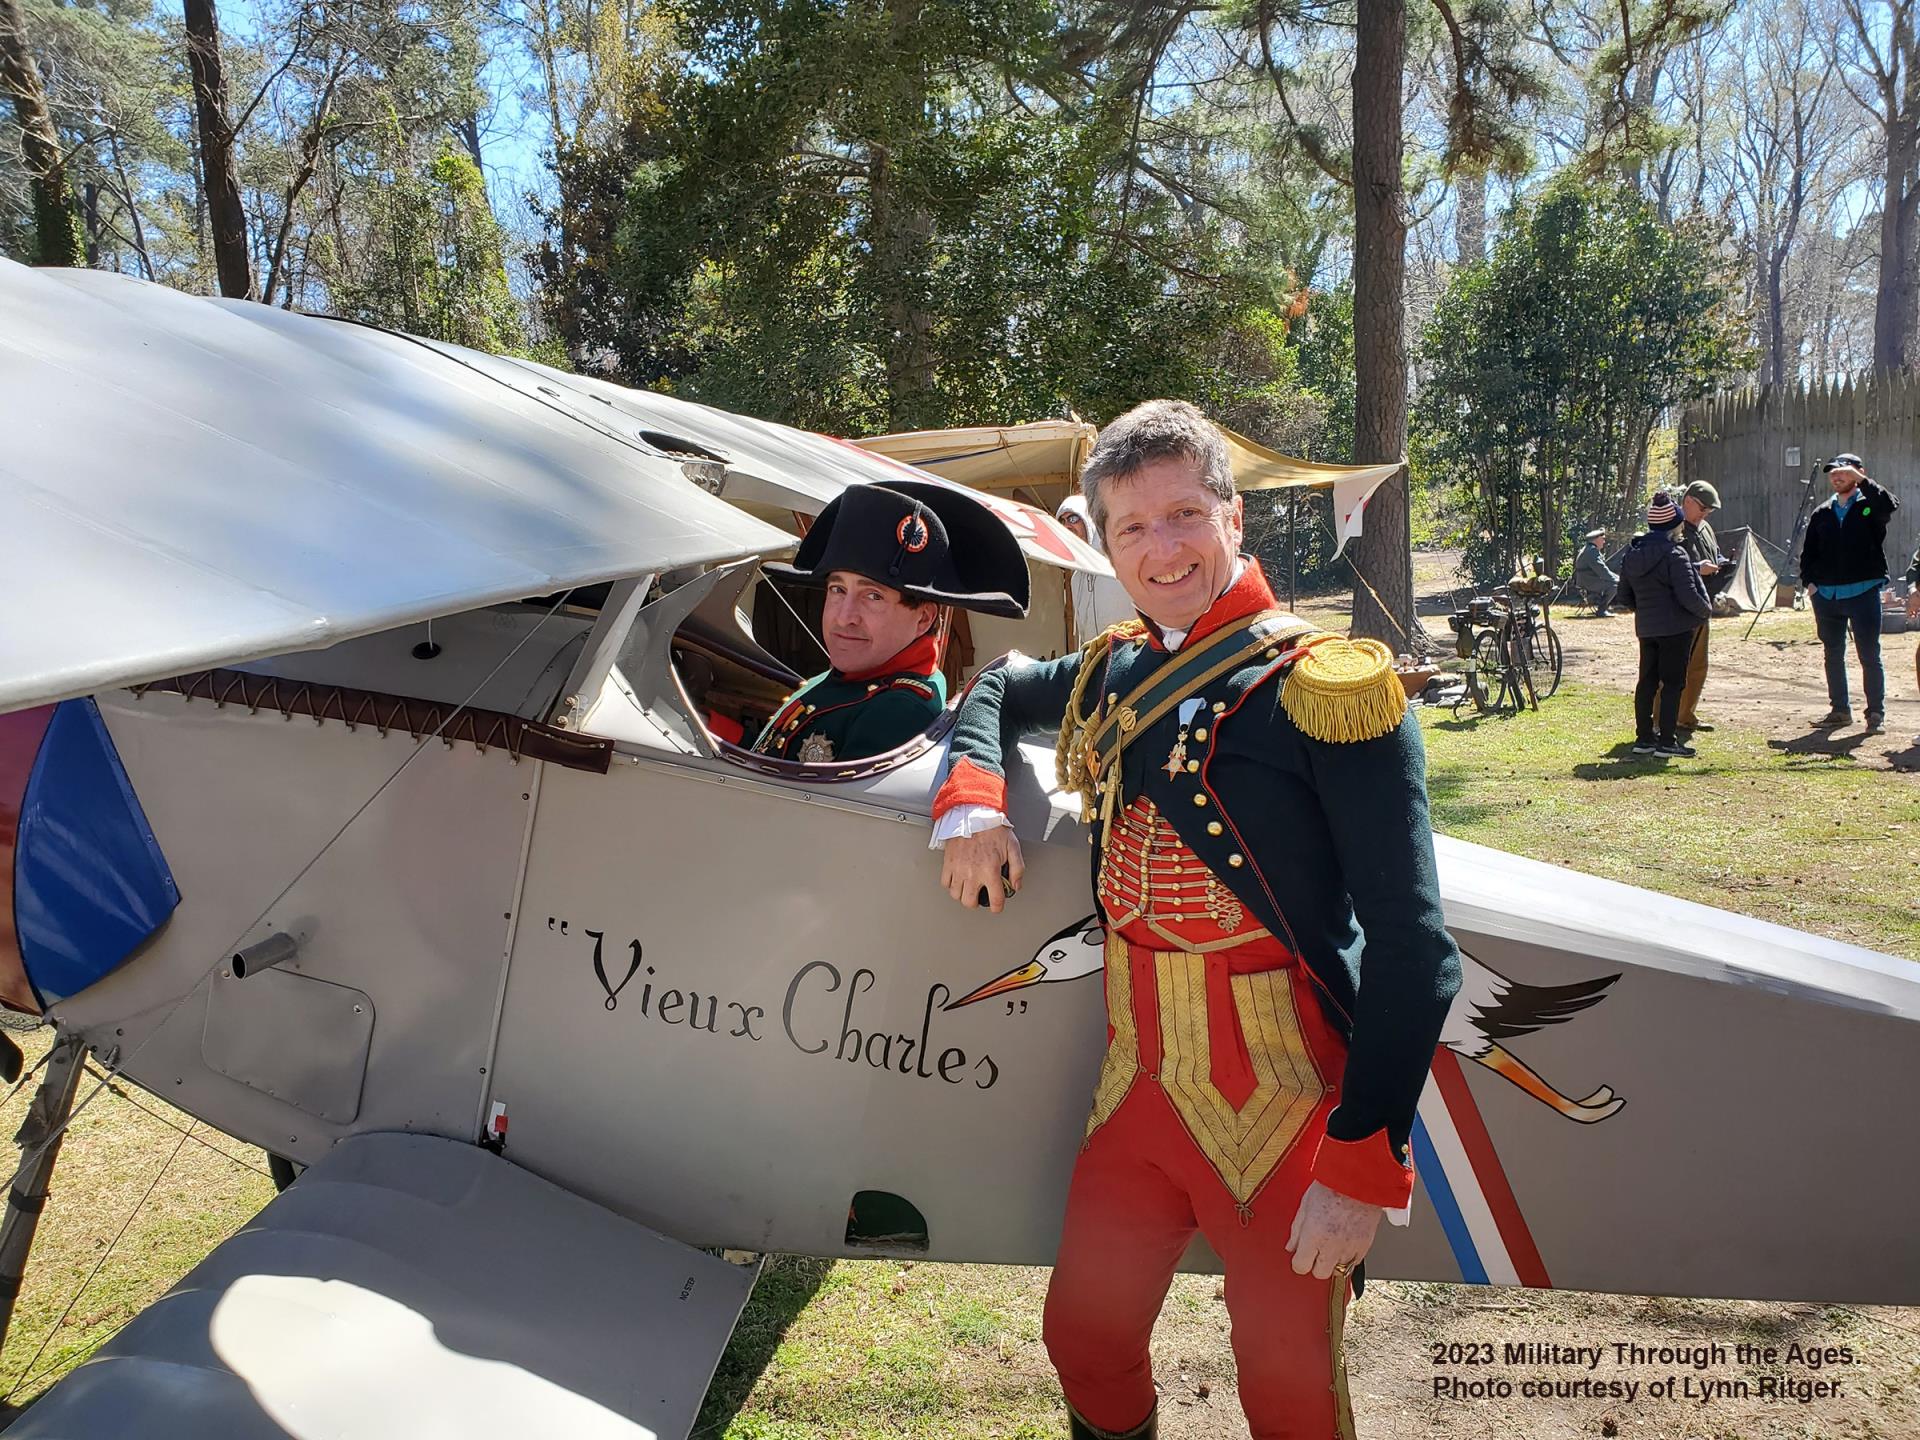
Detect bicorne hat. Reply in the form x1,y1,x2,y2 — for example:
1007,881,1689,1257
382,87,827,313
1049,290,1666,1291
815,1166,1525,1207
764,480,1030,619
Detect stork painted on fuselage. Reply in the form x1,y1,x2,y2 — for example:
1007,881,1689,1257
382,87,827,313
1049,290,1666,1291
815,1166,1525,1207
949,919,1623,1123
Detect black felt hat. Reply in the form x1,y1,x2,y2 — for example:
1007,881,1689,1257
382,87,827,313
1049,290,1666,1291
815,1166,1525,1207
765,481,1030,618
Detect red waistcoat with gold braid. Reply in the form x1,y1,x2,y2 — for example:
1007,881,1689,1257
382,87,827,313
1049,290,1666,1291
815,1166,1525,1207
1088,793,1339,1213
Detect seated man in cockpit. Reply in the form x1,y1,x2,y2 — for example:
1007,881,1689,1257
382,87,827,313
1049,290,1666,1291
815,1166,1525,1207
751,480,1029,762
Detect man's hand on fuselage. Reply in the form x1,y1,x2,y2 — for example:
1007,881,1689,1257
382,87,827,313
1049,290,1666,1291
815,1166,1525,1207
941,825,1024,912
1286,1180,1384,1280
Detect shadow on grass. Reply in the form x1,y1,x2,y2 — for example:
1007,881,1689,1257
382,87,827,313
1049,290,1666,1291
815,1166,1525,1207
1768,730,1869,759
1569,743,1687,780
693,1255,833,1439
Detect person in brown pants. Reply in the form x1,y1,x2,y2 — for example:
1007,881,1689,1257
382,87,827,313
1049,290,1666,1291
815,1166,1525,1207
1674,481,1722,732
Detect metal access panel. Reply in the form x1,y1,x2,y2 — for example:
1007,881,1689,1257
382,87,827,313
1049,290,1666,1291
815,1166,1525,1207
61,692,534,1169
202,967,374,1123
9,1131,758,1440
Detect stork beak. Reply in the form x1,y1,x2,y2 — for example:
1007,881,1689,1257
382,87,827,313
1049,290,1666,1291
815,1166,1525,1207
945,960,1047,1010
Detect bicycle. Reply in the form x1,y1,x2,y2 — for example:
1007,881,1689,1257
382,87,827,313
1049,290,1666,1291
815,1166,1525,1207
1506,575,1564,700
1448,572,1563,716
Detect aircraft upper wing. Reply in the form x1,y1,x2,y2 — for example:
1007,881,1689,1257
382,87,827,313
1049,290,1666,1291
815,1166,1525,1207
469,353,1114,575
0,261,797,715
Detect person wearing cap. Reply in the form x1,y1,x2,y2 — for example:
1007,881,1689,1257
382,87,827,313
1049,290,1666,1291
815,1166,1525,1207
1799,453,1901,732
751,482,1028,762
1613,492,1712,758
1674,481,1725,733
930,399,1459,1440
1574,527,1618,615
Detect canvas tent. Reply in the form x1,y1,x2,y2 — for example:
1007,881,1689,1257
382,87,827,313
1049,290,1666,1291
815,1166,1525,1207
858,422,1403,558
1712,526,1782,614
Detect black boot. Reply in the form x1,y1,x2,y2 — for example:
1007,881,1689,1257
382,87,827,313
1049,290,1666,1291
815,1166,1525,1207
1068,1401,1157,1439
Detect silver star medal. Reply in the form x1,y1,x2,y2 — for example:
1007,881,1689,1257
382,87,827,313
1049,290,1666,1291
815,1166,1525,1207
1163,697,1205,779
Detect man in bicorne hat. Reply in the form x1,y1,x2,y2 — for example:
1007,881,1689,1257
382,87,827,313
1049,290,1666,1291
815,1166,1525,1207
751,481,1028,762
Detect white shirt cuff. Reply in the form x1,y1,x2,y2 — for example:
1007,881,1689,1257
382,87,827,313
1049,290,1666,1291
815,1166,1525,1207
929,805,1010,848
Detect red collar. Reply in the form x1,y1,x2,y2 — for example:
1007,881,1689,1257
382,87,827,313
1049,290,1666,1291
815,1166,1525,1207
1143,559,1279,651
840,628,942,682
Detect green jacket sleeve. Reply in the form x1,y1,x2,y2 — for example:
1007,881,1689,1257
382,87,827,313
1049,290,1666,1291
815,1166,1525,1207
1299,710,1461,1160
937,650,1094,814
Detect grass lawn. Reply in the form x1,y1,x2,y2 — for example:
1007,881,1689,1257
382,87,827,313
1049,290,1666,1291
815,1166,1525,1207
1422,681,1920,960
0,1030,276,1406
0,677,1914,1436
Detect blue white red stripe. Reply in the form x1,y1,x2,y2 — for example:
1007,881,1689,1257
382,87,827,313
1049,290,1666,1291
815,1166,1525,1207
1413,1048,1551,1288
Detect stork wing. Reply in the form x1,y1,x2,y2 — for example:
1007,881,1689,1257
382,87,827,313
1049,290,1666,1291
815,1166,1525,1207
0,261,796,715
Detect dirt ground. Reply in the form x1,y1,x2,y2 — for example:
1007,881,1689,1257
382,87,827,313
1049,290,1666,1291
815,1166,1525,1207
1134,1272,1920,1440
1409,551,1920,771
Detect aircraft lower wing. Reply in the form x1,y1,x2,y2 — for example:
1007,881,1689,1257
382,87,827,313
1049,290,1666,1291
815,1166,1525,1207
6,1131,758,1439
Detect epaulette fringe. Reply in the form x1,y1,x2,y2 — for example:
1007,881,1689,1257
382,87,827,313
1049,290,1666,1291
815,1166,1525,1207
1057,619,1147,814
1280,635,1406,743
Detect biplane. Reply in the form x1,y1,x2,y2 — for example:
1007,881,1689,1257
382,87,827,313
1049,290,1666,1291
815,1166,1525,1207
1,257,1917,1439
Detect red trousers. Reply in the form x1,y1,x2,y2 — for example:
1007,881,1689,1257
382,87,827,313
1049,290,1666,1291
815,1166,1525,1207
1043,957,1355,1440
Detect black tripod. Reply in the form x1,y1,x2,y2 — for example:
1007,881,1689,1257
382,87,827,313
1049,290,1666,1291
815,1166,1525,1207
1743,456,1826,642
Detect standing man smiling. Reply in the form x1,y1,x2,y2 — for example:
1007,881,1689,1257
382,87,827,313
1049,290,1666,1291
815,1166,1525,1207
1800,453,1901,733
930,400,1459,1440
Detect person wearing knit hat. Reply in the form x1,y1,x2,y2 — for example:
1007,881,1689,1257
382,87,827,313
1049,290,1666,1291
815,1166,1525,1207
1055,493,1137,644
1612,492,1712,757
1056,494,1095,547
1799,454,1901,731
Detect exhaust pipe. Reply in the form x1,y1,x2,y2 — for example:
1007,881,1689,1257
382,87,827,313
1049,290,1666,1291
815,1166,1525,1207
231,933,300,979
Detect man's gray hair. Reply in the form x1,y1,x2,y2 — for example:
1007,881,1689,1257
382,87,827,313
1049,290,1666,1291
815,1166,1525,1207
1078,399,1235,537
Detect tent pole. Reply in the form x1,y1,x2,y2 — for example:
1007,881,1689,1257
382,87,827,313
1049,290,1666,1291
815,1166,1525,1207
1746,457,1824,642
1288,493,1298,611
0,1035,86,1356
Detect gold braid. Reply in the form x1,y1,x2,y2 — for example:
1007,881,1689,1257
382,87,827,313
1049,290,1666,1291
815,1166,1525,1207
1056,620,1147,818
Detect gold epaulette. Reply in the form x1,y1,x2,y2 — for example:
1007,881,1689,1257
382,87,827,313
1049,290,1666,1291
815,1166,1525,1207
1280,634,1407,743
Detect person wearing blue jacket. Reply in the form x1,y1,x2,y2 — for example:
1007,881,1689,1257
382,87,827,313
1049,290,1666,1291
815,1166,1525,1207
1613,492,1712,758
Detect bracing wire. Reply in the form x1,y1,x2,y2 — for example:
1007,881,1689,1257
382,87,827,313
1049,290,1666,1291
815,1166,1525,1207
761,574,834,666
2,1121,193,1400
0,588,582,1221
85,1066,274,1182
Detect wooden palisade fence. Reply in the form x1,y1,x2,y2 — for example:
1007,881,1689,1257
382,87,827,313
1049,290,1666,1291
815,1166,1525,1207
1680,374,1920,585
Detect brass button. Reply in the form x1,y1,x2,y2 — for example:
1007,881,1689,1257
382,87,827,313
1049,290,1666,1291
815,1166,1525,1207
1193,793,1208,807
1212,701,1226,713
867,683,879,692
1185,760,1200,773
1108,692,1119,705
1207,821,1223,836
1228,853,1245,867
1193,727,1208,741
1265,647,1279,659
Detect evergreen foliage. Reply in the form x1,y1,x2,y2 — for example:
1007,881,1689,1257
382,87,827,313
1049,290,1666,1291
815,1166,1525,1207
1413,178,1749,584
